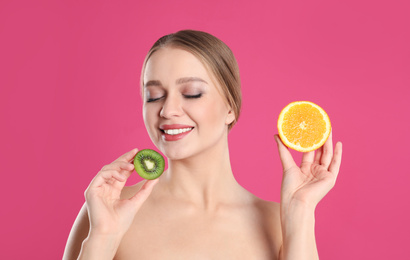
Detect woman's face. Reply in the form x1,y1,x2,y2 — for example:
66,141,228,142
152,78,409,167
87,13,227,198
142,47,235,160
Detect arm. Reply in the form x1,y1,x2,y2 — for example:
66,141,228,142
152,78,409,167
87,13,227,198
64,203,122,260
63,203,89,260
63,148,158,260
63,195,128,260
275,133,343,260
280,200,318,259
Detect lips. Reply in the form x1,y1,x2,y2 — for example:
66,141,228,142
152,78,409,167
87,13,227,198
159,124,194,141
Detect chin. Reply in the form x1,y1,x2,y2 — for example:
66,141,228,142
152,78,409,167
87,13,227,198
160,147,188,160
158,144,199,161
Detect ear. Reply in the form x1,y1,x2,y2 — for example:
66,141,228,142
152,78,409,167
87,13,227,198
225,108,235,125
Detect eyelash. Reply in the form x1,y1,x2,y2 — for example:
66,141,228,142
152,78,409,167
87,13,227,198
146,93,202,103
146,97,162,103
183,93,202,99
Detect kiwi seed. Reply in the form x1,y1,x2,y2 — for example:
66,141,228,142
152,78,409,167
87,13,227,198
133,149,165,180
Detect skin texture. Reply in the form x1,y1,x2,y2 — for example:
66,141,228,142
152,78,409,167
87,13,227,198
63,47,342,260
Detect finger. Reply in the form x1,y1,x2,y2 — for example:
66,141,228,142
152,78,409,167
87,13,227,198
314,145,323,164
321,131,333,168
100,162,135,183
129,179,159,207
101,161,135,173
114,148,139,163
329,142,343,178
90,169,127,188
301,151,315,165
274,135,297,172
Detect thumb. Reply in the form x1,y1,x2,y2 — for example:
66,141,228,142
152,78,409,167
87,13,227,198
129,179,159,210
274,135,297,172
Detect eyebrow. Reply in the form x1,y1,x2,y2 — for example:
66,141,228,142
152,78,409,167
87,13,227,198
144,77,208,88
144,80,162,88
176,77,208,85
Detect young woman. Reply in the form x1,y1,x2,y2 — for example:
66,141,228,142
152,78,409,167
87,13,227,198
63,30,343,260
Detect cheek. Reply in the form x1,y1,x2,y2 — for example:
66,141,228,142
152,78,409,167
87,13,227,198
142,106,149,125
143,105,158,130
196,98,228,128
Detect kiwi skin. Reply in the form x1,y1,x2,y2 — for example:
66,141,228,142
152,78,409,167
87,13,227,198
133,149,165,180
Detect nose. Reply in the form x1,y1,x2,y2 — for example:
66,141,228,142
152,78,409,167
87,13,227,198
159,95,183,118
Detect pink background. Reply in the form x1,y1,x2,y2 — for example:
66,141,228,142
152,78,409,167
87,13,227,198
1,0,409,259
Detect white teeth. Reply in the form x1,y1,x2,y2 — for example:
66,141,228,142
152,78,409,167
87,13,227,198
163,128,193,135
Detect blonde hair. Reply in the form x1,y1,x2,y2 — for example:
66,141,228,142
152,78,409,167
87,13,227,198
141,30,242,130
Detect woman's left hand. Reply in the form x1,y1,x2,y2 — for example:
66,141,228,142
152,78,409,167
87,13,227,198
275,132,343,210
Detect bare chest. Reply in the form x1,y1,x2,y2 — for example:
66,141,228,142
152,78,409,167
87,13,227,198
115,207,279,260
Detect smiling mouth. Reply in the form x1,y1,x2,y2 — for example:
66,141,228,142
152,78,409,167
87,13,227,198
161,127,194,135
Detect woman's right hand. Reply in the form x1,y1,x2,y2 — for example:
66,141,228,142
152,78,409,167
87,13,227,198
84,148,158,239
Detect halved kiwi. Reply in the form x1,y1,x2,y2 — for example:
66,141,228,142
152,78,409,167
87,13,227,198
133,149,165,180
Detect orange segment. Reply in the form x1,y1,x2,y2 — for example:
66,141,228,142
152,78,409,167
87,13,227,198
277,101,331,152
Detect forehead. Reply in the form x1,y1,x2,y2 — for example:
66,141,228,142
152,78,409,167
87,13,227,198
143,47,213,84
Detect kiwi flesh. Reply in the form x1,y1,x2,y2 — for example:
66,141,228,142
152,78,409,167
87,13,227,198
134,149,165,180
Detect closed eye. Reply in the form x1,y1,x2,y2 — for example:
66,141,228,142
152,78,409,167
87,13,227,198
183,93,202,99
146,96,164,103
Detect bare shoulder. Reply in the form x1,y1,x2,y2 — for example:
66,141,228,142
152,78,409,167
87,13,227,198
250,196,283,245
239,195,282,258
254,198,280,214
252,197,281,226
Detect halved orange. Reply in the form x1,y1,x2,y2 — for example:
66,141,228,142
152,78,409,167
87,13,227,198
277,101,331,152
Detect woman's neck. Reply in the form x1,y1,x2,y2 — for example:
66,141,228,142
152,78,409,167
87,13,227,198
159,138,248,210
